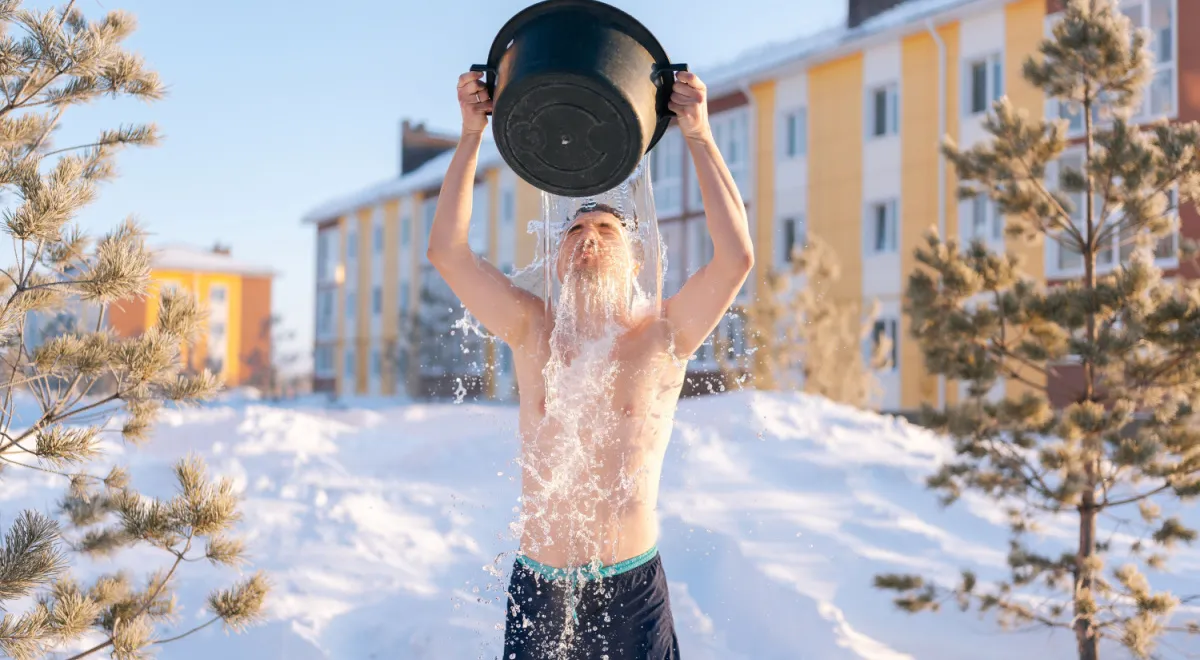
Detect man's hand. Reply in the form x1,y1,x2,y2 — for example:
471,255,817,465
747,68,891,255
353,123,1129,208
668,71,710,142
458,71,493,136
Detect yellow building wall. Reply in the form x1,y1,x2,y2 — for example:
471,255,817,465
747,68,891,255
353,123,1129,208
750,80,776,290
382,199,400,396
144,270,243,385
406,192,424,391
808,55,865,308
900,22,960,410
1004,0,1048,400
355,207,372,394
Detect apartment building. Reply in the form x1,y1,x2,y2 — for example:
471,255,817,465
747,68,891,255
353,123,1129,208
305,0,1195,412
29,243,275,388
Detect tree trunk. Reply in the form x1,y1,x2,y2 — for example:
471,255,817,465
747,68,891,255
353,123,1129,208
1076,498,1099,660
1075,80,1101,660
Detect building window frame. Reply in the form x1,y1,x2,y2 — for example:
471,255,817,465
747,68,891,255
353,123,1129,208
865,199,899,255
779,215,806,266
963,51,1004,116
870,317,899,372
779,107,808,159
867,82,900,139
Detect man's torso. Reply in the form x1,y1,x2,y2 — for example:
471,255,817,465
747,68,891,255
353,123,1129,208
511,313,687,569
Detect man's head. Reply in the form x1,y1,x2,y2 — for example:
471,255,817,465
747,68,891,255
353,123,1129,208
554,202,641,285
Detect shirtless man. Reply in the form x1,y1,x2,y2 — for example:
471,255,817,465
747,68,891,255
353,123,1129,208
428,68,754,660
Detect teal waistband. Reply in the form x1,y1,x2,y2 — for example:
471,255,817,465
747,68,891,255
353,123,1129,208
517,545,658,582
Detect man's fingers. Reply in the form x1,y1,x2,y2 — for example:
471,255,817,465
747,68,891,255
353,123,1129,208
667,101,684,114
678,71,706,90
459,81,490,103
458,71,483,87
672,82,703,102
670,92,694,105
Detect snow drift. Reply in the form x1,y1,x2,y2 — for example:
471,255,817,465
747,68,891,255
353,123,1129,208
5,391,1199,659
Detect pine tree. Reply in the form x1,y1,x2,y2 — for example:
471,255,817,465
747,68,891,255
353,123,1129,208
0,3,268,658
743,237,889,408
874,1,1200,657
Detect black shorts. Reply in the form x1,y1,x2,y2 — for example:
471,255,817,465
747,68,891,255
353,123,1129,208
502,550,681,660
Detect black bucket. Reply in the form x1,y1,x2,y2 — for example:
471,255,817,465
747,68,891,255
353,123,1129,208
471,0,686,198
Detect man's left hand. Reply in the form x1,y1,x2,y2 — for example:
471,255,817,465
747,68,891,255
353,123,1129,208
668,71,710,142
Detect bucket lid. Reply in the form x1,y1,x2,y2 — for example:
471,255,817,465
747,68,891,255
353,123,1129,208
481,0,678,197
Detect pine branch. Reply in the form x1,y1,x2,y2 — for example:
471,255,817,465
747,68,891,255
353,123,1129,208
1105,483,1173,508
63,535,191,660
149,616,219,646
0,0,76,117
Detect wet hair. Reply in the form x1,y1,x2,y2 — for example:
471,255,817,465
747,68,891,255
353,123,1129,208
562,201,638,233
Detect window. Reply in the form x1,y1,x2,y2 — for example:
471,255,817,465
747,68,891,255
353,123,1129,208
965,53,1003,115
1053,0,1175,131
373,222,383,254
871,318,899,371
400,286,410,314
651,129,683,216
867,200,898,254
209,285,227,303
371,349,381,377
780,216,806,265
868,83,899,138
318,290,334,335
209,322,226,339
315,345,334,375
781,108,807,158
346,291,356,318
400,215,411,250
344,350,354,379
372,286,382,315
963,196,1004,245
347,230,357,263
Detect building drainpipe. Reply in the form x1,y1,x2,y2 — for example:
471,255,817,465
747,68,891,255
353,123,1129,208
927,18,947,411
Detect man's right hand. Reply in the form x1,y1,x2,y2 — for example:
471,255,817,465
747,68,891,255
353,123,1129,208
458,71,492,136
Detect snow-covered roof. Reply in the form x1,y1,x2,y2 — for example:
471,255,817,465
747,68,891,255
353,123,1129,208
301,0,996,226
300,139,503,226
701,0,989,94
151,244,275,277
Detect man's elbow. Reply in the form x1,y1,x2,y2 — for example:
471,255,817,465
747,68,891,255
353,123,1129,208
728,246,755,275
426,244,454,271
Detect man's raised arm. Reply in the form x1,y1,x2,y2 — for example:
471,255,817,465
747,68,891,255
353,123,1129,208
663,71,755,358
427,71,543,348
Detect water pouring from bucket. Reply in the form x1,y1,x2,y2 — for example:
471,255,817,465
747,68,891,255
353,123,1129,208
429,2,756,657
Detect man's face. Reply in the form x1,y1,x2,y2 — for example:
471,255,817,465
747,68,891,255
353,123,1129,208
555,210,636,284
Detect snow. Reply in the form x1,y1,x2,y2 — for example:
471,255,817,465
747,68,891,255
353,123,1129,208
150,244,275,276
701,0,980,93
5,390,1200,659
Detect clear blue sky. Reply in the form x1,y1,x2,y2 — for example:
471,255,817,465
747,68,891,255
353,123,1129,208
47,0,844,364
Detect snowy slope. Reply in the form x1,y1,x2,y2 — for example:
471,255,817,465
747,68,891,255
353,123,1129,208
5,391,1199,659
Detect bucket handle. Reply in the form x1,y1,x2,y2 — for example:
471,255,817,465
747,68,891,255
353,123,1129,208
653,62,688,117
469,63,496,116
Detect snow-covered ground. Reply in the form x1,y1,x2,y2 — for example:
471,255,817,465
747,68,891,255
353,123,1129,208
6,391,1200,659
